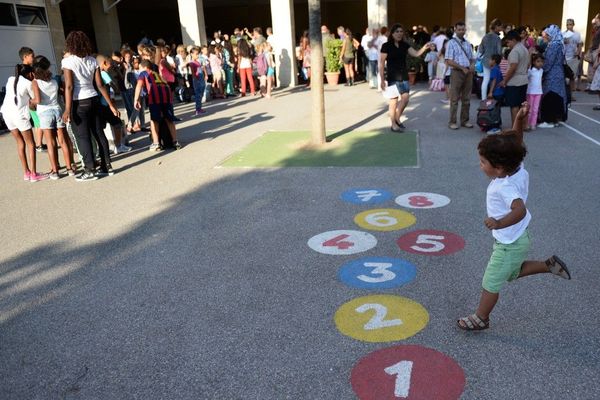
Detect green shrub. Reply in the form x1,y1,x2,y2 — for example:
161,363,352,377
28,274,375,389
325,39,343,73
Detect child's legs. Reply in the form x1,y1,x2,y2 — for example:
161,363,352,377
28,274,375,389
57,127,74,169
111,124,122,147
43,129,59,172
240,70,247,94
194,79,205,110
527,94,542,127
10,129,30,173
259,75,267,94
149,120,160,144
481,66,491,100
166,120,177,141
88,101,111,169
245,69,256,93
475,289,499,320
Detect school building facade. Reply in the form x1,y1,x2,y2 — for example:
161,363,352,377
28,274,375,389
1,0,599,87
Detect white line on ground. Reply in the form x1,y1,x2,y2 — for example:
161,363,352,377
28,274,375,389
559,122,600,146
569,108,600,125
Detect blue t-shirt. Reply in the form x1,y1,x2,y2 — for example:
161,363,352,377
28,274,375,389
490,65,504,97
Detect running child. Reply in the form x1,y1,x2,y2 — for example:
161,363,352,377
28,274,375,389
526,54,544,130
133,60,181,151
457,102,571,331
1,64,48,182
31,55,75,178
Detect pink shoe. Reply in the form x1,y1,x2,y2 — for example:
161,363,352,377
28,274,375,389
29,172,49,183
23,171,31,181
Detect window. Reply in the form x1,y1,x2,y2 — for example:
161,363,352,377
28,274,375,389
0,3,17,26
16,5,47,26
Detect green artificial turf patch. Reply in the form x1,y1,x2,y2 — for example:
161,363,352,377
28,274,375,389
219,130,419,167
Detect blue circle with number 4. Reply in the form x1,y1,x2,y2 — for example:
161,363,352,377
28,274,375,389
341,189,393,205
338,257,417,290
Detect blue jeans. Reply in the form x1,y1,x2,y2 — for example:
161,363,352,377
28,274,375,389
193,78,206,112
368,60,378,88
123,88,135,122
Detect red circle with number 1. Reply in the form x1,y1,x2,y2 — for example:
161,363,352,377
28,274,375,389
351,344,465,400
396,229,465,256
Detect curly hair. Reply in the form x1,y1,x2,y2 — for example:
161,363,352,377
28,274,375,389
478,134,527,173
65,31,93,57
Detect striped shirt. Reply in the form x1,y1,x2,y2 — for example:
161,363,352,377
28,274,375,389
445,36,475,69
138,70,172,105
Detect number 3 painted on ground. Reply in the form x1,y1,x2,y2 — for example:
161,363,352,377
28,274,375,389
357,262,396,283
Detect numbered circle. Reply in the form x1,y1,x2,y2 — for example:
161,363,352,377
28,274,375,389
334,295,429,342
338,257,417,290
354,209,416,232
395,192,451,209
350,345,466,400
397,230,465,256
341,189,393,205
308,230,377,255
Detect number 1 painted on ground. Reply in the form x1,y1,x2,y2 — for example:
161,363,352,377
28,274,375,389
384,360,413,398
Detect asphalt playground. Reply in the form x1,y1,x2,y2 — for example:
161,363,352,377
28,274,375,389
0,80,599,399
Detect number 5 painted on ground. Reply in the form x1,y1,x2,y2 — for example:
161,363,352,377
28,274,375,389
358,262,396,283
410,234,445,253
384,360,414,398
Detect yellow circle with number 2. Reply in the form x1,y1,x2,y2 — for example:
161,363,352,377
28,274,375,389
354,208,416,231
334,295,429,343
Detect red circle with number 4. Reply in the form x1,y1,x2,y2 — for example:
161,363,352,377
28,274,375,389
351,345,465,400
396,230,465,256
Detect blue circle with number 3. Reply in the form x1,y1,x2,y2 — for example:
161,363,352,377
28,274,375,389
341,189,393,205
338,257,417,290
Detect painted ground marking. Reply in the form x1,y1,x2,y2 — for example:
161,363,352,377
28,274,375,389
334,295,428,342
395,192,451,209
350,344,466,400
341,189,393,205
354,209,416,232
338,257,417,290
397,230,465,256
307,230,377,255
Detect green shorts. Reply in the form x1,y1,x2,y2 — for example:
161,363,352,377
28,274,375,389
29,109,40,129
482,230,530,293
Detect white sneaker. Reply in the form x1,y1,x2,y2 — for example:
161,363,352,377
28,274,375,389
111,146,119,155
537,122,556,129
117,144,132,153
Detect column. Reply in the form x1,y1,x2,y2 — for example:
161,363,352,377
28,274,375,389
367,0,388,29
465,0,487,47
270,0,297,87
561,0,589,45
45,0,65,74
89,0,122,55
177,0,207,46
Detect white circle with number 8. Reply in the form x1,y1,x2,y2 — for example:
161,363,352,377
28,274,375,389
354,209,416,231
395,192,451,209
307,230,377,255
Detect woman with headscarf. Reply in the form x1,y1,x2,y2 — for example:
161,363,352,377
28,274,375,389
538,25,567,128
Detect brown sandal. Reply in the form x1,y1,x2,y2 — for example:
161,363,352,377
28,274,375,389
457,314,489,331
546,255,571,279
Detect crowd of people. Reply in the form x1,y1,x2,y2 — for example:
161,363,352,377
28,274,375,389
2,14,600,182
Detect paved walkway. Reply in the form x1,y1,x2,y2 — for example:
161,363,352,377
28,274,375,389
1,82,599,399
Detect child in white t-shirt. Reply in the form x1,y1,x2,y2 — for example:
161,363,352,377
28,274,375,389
457,103,571,331
526,54,544,130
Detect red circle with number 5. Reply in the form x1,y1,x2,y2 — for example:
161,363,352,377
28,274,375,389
351,344,465,400
396,230,465,256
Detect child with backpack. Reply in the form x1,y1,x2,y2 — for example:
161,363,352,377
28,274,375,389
1,64,48,182
31,56,75,178
255,43,268,97
133,60,180,151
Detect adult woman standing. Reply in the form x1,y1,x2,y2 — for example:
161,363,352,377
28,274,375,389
379,23,433,132
62,31,119,181
538,25,567,128
340,28,356,86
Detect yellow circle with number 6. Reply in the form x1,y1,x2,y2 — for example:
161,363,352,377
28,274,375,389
354,208,416,231
334,295,429,343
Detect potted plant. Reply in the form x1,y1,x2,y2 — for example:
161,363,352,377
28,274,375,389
325,38,343,85
406,55,421,85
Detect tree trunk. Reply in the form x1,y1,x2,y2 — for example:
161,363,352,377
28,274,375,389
308,0,326,145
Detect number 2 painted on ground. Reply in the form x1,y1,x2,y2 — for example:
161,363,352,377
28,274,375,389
356,303,403,330
385,360,414,398
357,262,396,283
410,234,445,253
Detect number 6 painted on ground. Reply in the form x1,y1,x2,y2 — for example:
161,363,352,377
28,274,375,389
410,234,445,253
365,211,398,227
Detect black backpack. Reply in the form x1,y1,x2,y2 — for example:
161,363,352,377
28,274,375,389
477,99,502,131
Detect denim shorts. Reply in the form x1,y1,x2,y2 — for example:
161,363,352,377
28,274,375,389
37,108,65,129
389,80,410,95
482,230,531,293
